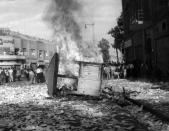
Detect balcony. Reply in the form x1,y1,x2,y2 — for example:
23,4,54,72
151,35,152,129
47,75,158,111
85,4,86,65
129,9,152,31
0,54,26,60
130,20,152,31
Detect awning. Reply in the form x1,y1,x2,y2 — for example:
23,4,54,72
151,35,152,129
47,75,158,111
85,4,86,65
0,55,26,60
0,61,21,66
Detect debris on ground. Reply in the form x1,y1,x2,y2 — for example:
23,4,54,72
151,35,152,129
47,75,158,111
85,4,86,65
102,79,169,131
0,81,149,131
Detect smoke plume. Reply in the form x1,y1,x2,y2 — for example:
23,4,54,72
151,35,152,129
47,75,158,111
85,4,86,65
44,0,82,42
44,0,103,76
44,0,103,68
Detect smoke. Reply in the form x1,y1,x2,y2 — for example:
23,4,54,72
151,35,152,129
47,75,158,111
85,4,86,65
44,0,103,69
44,0,82,42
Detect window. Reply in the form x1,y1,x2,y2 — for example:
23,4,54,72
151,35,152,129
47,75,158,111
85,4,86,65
155,26,159,33
0,28,10,36
159,0,169,6
137,0,144,22
15,48,19,55
30,49,36,57
44,50,48,58
137,9,144,22
162,22,167,31
39,50,43,59
126,47,133,60
49,51,53,57
23,48,27,56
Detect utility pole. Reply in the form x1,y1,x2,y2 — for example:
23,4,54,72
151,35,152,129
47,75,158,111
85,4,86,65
85,23,95,45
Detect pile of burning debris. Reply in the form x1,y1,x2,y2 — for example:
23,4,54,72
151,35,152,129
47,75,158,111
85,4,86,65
46,52,103,97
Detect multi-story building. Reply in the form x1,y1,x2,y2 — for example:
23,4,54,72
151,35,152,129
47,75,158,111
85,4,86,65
0,28,56,68
122,0,169,77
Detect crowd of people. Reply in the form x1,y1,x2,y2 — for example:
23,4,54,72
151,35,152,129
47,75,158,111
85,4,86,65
26,66,46,84
0,65,46,85
102,60,164,81
103,64,127,80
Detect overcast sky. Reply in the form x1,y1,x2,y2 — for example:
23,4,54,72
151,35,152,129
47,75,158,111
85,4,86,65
0,0,122,43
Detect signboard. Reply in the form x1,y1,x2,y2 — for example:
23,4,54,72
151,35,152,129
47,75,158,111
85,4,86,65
0,47,10,54
0,28,10,35
0,36,14,44
80,65,100,80
77,63,102,96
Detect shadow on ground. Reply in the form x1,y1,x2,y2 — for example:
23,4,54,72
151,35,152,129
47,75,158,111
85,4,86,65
0,95,148,131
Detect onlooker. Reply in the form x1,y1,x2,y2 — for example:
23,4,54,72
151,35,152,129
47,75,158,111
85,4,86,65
1,69,6,84
0,65,47,84
29,69,35,84
0,68,2,84
36,67,43,83
43,67,46,82
24,68,29,80
13,67,16,82
5,69,10,83
9,68,14,82
16,68,21,81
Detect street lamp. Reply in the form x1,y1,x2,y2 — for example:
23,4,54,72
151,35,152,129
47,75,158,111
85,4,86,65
85,23,95,45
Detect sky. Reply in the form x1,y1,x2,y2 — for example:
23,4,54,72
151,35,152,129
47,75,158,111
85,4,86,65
0,0,122,43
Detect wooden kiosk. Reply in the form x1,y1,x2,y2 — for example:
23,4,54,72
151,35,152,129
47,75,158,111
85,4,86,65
46,53,103,97
75,61,103,96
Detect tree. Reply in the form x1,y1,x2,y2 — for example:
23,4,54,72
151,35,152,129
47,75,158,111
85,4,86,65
98,38,110,63
108,13,124,63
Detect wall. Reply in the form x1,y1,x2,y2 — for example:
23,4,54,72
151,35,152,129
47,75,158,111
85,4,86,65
0,36,14,54
156,36,169,76
0,28,57,67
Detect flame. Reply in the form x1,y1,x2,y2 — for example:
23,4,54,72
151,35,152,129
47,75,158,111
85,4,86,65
44,0,103,76
54,33,103,62
54,33,102,76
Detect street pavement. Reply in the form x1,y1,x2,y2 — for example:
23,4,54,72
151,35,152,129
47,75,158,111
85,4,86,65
0,80,149,131
103,79,169,131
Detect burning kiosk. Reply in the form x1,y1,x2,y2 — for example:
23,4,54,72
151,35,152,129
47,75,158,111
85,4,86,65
76,61,103,96
46,53,103,97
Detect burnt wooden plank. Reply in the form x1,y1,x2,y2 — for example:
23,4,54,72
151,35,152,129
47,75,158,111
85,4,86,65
74,60,103,65
57,74,78,80
46,53,59,97
77,63,102,96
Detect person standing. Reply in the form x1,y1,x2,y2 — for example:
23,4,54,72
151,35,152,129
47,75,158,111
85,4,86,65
24,68,29,80
36,67,40,83
13,67,16,82
29,69,35,84
16,68,21,81
0,68,2,85
36,66,44,83
1,69,6,84
9,68,13,82
5,69,10,83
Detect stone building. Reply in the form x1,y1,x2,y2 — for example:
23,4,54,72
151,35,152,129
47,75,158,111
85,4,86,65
122,0,169,78
0,28,56,68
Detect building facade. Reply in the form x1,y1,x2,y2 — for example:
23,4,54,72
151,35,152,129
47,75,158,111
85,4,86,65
0,28,56,68
122,0,169,78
